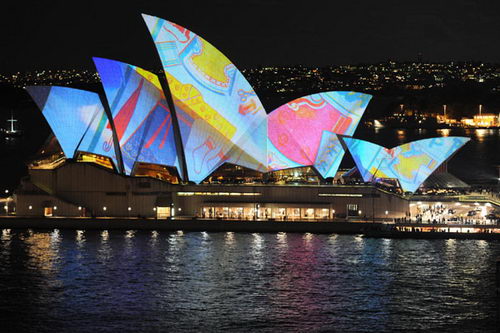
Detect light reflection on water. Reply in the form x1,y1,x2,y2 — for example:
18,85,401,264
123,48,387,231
0,230,498,332
276,232,287,250
76,230,85,246
1,228,11,241
438,128,451,137
224,231,235,246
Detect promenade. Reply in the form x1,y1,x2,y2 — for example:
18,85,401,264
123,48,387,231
1,216,500,239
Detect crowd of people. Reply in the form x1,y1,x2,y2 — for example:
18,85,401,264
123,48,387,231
409,202,498,225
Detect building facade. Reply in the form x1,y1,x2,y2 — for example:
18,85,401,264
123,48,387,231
15,162,409,220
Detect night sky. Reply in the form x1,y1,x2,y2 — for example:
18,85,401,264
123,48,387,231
2,0,500,73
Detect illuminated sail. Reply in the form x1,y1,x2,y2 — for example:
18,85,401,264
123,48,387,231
342,137,470,193
94,57,179,175
267,91,371,173
314,131,345,179
26,86,118,168
142,14,267,182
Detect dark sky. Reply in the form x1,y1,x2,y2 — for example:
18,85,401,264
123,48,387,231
2,0,500,73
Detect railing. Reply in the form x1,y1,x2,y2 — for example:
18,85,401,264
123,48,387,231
410,193,500,207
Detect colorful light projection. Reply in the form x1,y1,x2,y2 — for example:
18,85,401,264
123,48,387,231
342,137,470,193
142,14,267,183
314,131,345,179
93,57,179,175
26,86,118,169
267,91,372,176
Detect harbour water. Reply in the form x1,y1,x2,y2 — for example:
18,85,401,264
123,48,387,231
0,229,498,332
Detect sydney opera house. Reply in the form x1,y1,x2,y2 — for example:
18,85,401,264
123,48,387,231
14,14,470,220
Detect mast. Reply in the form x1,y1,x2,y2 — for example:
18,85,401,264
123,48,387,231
7,111,17,133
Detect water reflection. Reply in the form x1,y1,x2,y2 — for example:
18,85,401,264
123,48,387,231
76,230,85,246
353,235,364,248
0,231,498,332
252,233,264,251
477,239,488,249
396,129,406,142
475,129,488,143
381,238,392,259
276,232,287,250
1,228,11,241
97,230,111,262
250,233,264,269
303,232,314,249
445,238,456,254
23,231,59,273
437,128,451,137
168,231,185,253
224,231,235,246
50,229,61,246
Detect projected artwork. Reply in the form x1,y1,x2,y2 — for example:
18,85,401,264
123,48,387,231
314,131,345,179
267,91,371,172
94,58,178,175
26,14,470,186
26,86,118,169
142,14,267,183
342,137,470,193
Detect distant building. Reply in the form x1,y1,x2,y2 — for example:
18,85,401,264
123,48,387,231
461,113,499,127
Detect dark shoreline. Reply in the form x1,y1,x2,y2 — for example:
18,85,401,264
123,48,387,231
2,217,500,240
0,217,371,234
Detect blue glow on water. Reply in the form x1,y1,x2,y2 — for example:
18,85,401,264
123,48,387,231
0,229,497,332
